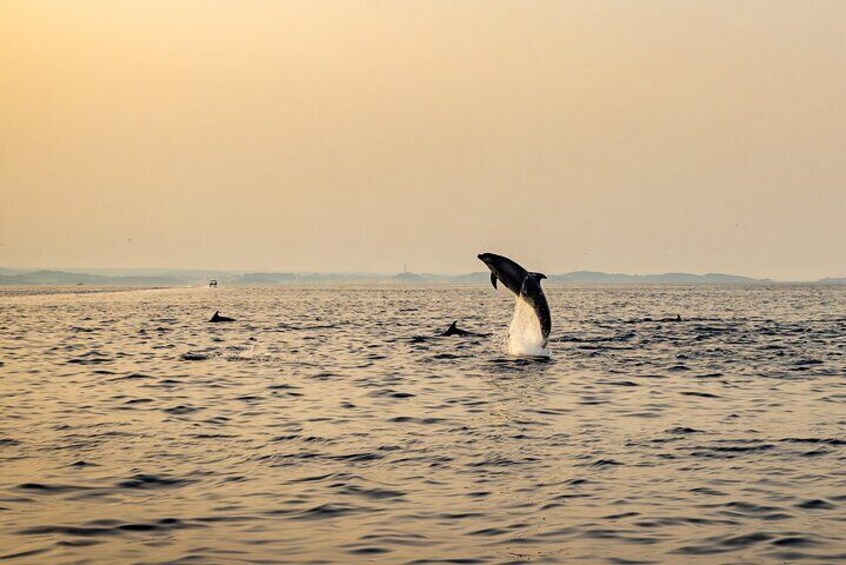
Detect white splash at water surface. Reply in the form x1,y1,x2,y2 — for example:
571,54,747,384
507,296,550,357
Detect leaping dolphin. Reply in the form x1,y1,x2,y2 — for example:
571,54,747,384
478,253,551,347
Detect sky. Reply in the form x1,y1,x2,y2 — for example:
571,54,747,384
1,1,845,279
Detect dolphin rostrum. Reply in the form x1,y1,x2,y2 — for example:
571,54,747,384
478,253,551,347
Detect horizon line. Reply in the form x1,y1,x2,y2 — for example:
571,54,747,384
2,266,844,284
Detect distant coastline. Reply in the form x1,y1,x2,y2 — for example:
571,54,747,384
1,268,844,287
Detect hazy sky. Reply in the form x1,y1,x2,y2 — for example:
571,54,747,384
1,1,844,278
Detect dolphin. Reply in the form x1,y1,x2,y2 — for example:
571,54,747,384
656,314,682,323
209,311,235,323
477,253,551,347
441,320,491,338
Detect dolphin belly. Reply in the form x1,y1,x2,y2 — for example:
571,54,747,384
520,276,551,346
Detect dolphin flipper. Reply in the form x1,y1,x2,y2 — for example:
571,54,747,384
490,273,498,290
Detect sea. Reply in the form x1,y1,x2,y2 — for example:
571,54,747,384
0,284,844,564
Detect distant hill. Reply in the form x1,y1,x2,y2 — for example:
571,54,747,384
390,272,426,282
0,270,110,285
549,271,771,284
0,268,28,276
818,277,846,285
0,270,185,286
238,272,299,284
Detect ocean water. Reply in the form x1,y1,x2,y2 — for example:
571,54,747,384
0,284,844,564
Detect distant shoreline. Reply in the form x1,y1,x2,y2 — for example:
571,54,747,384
2,280,845,293
2,268,846,288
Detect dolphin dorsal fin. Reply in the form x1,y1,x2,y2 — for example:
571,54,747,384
449,321,457,330
490,273,498,289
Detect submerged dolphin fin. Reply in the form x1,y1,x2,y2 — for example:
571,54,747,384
441,321,459,337
490,273,498,289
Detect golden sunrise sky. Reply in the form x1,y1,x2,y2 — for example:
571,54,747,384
1,1,844,279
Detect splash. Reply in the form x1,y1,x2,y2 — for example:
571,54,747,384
507,296,550,357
